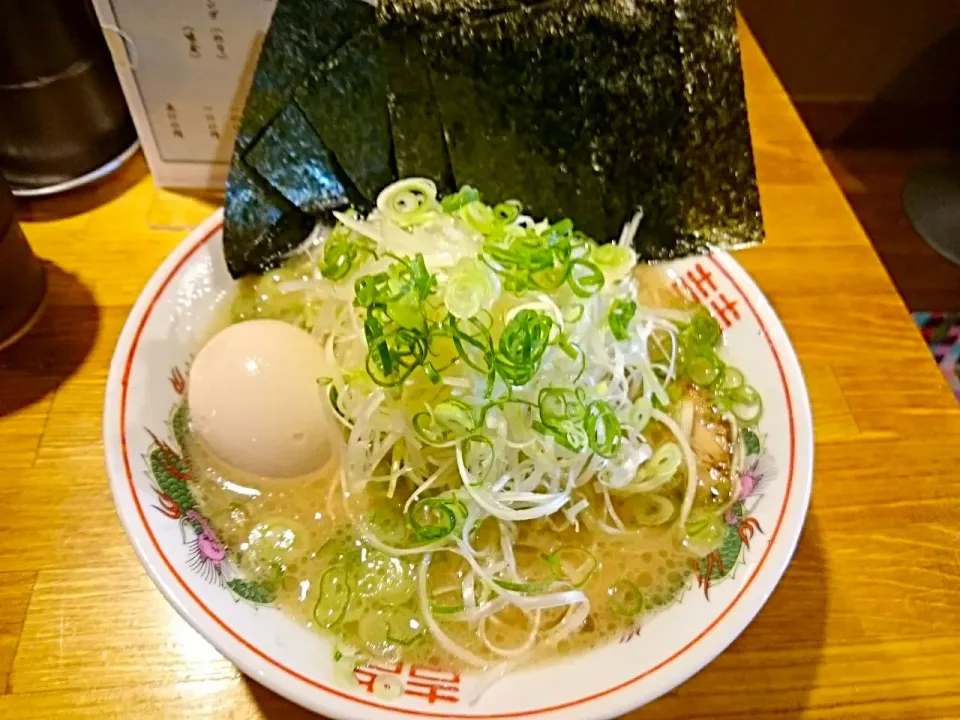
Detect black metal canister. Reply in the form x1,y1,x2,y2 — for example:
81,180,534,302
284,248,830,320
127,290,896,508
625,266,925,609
0,0,137,192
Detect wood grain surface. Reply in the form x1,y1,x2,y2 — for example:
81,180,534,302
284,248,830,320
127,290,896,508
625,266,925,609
2,22,959,720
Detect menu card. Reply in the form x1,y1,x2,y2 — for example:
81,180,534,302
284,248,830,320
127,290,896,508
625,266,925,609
92,0,277,189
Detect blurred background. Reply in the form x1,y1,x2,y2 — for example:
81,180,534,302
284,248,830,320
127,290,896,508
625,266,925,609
741,0,960,313
743,0,960,397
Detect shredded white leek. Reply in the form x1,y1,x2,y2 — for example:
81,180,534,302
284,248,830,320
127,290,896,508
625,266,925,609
241,179,755,679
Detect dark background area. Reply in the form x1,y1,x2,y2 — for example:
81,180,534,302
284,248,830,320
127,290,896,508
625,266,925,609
740,0,960,311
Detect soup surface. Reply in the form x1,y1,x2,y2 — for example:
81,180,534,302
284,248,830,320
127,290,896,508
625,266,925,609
185,180,760,673
190,436,700,668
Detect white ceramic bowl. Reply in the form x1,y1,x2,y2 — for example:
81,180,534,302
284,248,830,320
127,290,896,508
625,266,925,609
104,209,813,720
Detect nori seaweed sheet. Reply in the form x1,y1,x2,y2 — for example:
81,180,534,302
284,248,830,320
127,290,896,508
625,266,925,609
295,28,396,202
223,161,316,276
673,0,763,254
225,0,388,277
380,29,454,189
224,0,763,277
233,0,375,153
245,104,353,215
412,2,610,240
380,0,553,24
383,0,762,255
578,0,687,253
395,0,682,245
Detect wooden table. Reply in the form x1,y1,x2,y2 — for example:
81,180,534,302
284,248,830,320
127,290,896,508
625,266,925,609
2,23,959,720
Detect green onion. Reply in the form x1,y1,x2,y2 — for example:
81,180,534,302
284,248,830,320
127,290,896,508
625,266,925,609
353,253,441,386
364,323,428,387
548,218,574,239
314,567,351,628
320,224,376,281
530,262,570,292
460,434,495,485
678,309,724,388
422,361,442,384
493,545,556,593
532,419,588,453
348,548,416,603
460,200,499,234
494,578,555,594
686,353,721,387
476,215,610,298
539,387,586,425
547,546,598,587
731,384,763,424
682,309,722,350
443,257,501,319
386,292,424,330
720,367,745,392
568,259,605,297
608,580,644,617
433,399,476,434
682,514,728,556
591,243,636,282
440,185,480,213
385,608,424,645
494,201,521,224
557,338,586,383
407,498,464,541
629,397,653,431
327,384,345,419
608,298,637,341
644,443,682,480
354,272,392,309
317,536,362,567
495,309,553,386
331,645,362,688
320,236,357,281
568,231,593,260
364,326,427,387
358,613,390,648
534,388,620,453
378,178,438,228
366,507,408,545
243,519,306,572
408,253,436,299
447,315,494,375
619,494,676,526
535,386,589,451
676,309,762,424
585,400,621,457
412,411,450,445
484,235,556,293
430,601,466,615
562,303,584,323
476,396,536,425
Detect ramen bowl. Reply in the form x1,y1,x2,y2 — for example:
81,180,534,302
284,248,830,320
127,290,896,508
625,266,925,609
103,209,813,720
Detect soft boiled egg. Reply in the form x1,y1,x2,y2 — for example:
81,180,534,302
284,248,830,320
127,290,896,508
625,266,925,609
188,319,336,480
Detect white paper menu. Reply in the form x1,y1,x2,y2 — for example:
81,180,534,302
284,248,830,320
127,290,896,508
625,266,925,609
92,0,277,189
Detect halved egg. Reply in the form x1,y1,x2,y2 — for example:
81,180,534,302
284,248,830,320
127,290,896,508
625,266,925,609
188,319,335,480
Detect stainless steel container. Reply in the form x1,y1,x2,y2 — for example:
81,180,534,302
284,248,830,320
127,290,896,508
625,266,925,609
0,0,137,193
